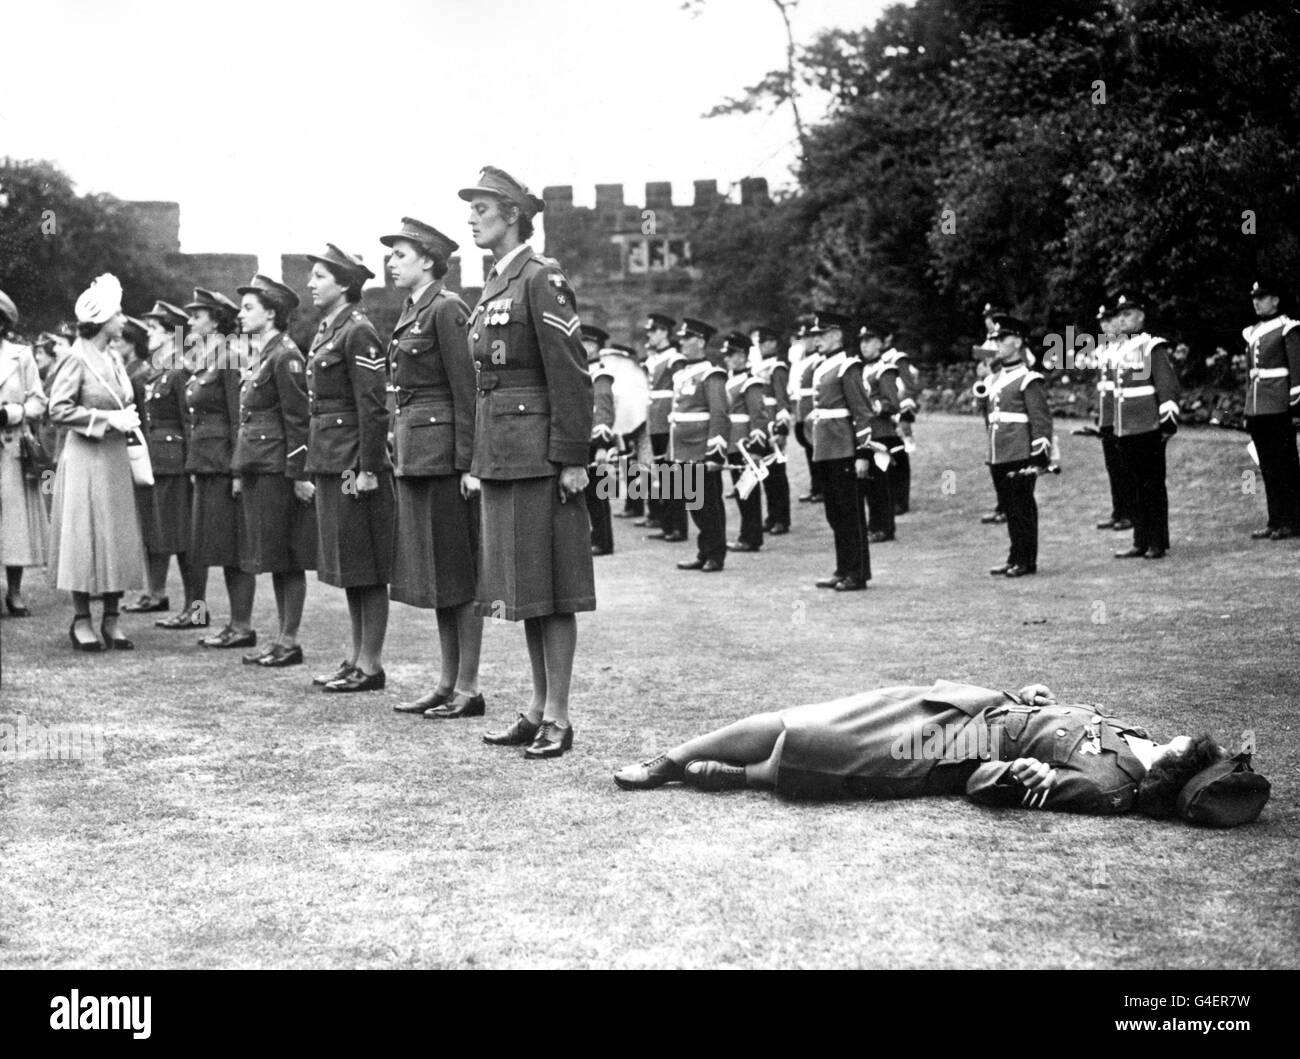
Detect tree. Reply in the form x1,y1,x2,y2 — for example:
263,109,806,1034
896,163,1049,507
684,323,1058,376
0,158,175,333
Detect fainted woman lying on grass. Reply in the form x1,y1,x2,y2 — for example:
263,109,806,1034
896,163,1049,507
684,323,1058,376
614,680,1264,823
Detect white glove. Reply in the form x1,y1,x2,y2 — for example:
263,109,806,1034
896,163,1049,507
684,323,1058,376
107,408,141,433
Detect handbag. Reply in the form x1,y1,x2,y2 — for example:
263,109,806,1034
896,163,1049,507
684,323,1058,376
80,349,155,487
17,425,53,482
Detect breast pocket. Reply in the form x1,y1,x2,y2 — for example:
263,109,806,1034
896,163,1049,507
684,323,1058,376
147,432,186,475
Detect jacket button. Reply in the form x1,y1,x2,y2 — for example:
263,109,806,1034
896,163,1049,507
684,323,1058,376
336,418,343,425
429,416,436,423
472,333,479,341
1055,728,1067,737
518,404,526,411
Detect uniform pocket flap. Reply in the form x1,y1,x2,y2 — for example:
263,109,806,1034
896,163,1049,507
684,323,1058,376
493,389,550,417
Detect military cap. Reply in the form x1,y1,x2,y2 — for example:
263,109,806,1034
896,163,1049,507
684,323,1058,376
981,301,1005,318
184,287,240,316
142,300,190,328
35,332,59,351
858,321,884,340
675,318,717,343
1111,292,1146,313
379,217,459,261
306,244,376,285
0,289,17,327
1094,300,1112,322
56,321,76,340
606,342,636,357
457,166,545,219
750,325,780,344
988,314,1029,340
236,273,301,311
719,331,751,356
643,311,676,333
1249,279,1281,299
122,316,149,342
580,324,610,348
805,309,852,336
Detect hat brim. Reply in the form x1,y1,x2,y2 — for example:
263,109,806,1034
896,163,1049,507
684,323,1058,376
458,185,506,202
236,286,300,309
305,255,374,282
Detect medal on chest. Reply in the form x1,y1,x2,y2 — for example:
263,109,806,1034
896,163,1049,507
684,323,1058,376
486,298,512,326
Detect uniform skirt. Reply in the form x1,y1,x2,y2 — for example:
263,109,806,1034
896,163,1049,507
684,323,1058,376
190,474,241,568
240,473,317,575
774,694,976,800
47,431,144,593
144,474,191,555
0,433,49,567
474,476,595,621
390,474,477,608
313,470,395,588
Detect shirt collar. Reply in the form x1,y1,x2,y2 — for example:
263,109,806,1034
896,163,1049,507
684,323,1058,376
490,243,530,278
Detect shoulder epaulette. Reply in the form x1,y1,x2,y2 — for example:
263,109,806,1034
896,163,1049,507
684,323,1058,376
1020,371,1045,390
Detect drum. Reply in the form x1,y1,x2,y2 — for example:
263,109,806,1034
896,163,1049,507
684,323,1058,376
602,351,649,437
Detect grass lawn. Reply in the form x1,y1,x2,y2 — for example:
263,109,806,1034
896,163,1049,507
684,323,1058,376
1,412,1296,969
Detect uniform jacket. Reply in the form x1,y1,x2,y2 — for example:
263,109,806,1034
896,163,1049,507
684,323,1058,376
810,351,873,462
882,347,920,417
591,363,616,448
305,305,391,476
863,358,903,439
141,359,189,477
1242,314,1300,417
1094,336,1120,429
1108,333,1180,437
466,249,592,479
669,359,729,462
794,352,823,423
753,357,791,426
0,340,48,445
125,357,151,412
389,281,476,477
46,340,135,439
725,370,769,453
232,331,309,480
646,346,685,436
833,681,1149,814
976,363,1053,464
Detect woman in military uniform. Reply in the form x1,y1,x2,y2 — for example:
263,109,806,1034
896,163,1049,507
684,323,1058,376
380,219,485,716
459,167,595,759
183,289,256,644
304,245,394,693
114,316,156,608
129,301,200,621
232,275,316,668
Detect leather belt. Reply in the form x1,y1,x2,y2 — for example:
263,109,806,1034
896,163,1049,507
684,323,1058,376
476,367,545,391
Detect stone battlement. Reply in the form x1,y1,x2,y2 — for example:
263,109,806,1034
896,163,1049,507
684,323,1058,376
542,178,769,215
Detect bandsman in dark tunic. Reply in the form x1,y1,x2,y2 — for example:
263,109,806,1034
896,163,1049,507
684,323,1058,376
642,311,688,541
720,331,769,553
304,244,395,693
460,167,594,759
880,326,919,515
1107,293,1180,560
670,318,729,572
808,310,873,591
858,322,902,543
232,274,316,668
976,315,1053,577
791,320,826,504
581,325,617,557
183,288,256,645
380,219,486,718
129,301,201,622
750,325,791,535
1093,300,1135,533
1241,279,1300,540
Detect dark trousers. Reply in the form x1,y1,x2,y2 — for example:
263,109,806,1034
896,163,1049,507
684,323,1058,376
988,463,1005,515
621,423,645,515
992,460,1038,569
763,451,791,528
794,421,826,498
866,438,898,536
730,454,765,547
585,450,613,553
654,433,689,536
689,464,726,563
820,457,870,581
1247,413,1300,531
1101,430,1135,521
889,449,911,514
1116,431,1170,551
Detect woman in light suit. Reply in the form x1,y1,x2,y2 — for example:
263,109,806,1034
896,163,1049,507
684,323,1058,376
0,289,50,616
47,275,145,650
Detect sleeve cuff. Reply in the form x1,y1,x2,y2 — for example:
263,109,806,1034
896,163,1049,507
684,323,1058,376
3,403,24,424
1158,400,1180,421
